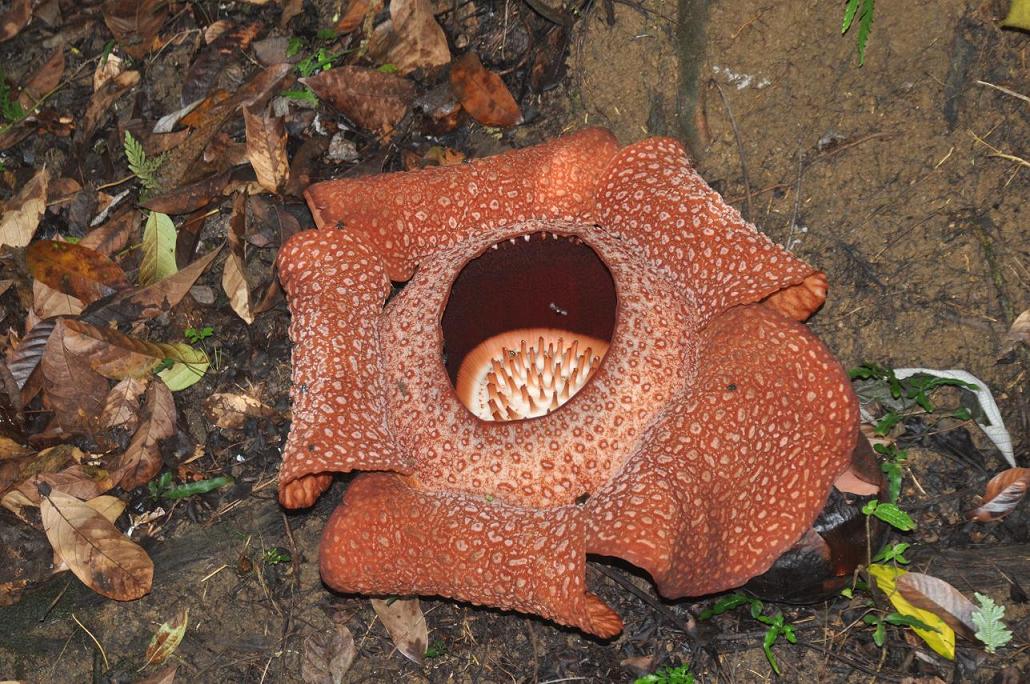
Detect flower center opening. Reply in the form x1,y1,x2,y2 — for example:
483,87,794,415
441,231,617,422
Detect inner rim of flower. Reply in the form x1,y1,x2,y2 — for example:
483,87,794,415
441,231,617,422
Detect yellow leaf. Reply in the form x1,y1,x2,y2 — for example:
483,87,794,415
1002,0,1030,30
868,564,955,659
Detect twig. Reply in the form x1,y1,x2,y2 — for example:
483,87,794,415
710,79,752,221
969,130,1030,168
976,80,1030,105
71,613,110,671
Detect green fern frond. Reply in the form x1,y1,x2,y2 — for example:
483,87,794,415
842,0,861,32
124,131,165,193
842,0,876,66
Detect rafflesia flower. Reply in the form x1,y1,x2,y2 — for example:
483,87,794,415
276,128,860,637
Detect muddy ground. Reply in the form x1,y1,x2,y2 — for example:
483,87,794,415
0,0,1027,682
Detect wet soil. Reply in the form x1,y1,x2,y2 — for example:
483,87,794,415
0,0,1027,682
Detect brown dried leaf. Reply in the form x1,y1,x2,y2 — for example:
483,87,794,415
60,318,205,381
450,52,522,128
26,240,130,304
101,0,168,47
93,53,126,92
40,488,153,600
301,624,356,684
78,70,141,145
136,666,177,684
79,207,138,256
0,443,75,499
101,377,149,431
368,0,450,75
0,0,31,42
222,195,255,324
895,572,977,640
82,246,222,326
969,467,1030,522
110,380,175,490
33,280,82,318
204,391,276,430
303,66,416,133
8,318,57,391
183,21,264,106
243,107,289,194
17,463,114,506
335,0,370,34
370,598,427,665
0,166,49,247
41,321,108,433
143,171,232,215
144,608,189,667
18,49,65,111
1008,309,1030,345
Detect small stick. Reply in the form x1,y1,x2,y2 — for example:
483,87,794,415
72,613,110,671
976,80,1030,105
710,79,753,221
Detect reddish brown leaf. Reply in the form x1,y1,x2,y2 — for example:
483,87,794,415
301,624,356,683
78,70,141,145
33,280,83,318
40,320,108,433
969,468,1030,522
335,0,370,34
183,21,264,106
101,0,168,53
40,488,153,600
370,598,427,665
26,240,130,304
303,66,416,134
450,52,522,128
136,666,177,684
895,572,977,640
368,0,451,75
0,0,31,42
17,49,65,111
79,207,138,256
101,377,149,431
16,463,114,505
243,107,289,194
0,165,49,247
60,318,206,381
110,380,175,490
142,170,232,215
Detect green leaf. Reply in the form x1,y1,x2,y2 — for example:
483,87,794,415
874,410,902,436
283,87,319,106
157,344,209,391
154,475,233,500
700,592,750,619
863,499,916,531
124,131,164,193
972,593,1013,654
841,0,861,32
873,620,885,647
883,612,937,631
856,0,875,65
140,211,178,286
872,542,911,564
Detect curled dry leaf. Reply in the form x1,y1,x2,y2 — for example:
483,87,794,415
301,623,356,684
41,320,109,433
303,66,416,134
896,572,978,640
0,0,31,42
110,379,175,490
222,195,255,324
101,377,150,431
1008,309,1030,345
969,468,1030,522
144,608,189,667
371,598,428,666
205,392,276,430
0,166,49,248
93,53,126,92
78,70,141,145
449,52,523,128
26,240,130,304
368,0,451,75
60,318,202,380
243,107,289,194
40,488,153,600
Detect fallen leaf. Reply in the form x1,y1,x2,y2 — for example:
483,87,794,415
60,318,207,381
79,207,138,256
243,107,289,194
896,572,978,640
140,211,178,286
142,171,232,215
450,52,522,128
868,563,955,659
0,166,49,247
15,463,113,505
301,624,356,684
156,348,209,392
101,377,149,431
8,318,58,391
77,70,141,145
968,468,1030,522
144,608,189,667
40,488,153,600
40,320,108,433
371,598,428,665
1008,309,1030,345
0,0,31,42
26,240,130,304
303,66,416,134
204,391,276,429
135,665,177,684
335,0,370,33
1003,0,1030,30
93,52,126,92
222,194,255,324
33,280,83,318
110,380,175,489
280,0,303,28
183,21,264,106
368,0,451,75
0,444,77,499
17,49,64,112
101,0,168,57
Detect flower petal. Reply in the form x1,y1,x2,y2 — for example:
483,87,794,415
276,230,412,508
320,473,623,637
585,303,858,596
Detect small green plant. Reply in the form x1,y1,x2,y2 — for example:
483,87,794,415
862,499,916,531
862,611,937,648
873,441,907,503
286,35,305,57
282,88,319,106
0,71,26,124
634,664,695,684
263,547,291,565
124,131,165,194
701,593,797,675
148,471,233,500
871,542,911,565
184,325,214,345
841,0,875,65
424,640,447,659
296,47,340,78
972,593,1013,654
